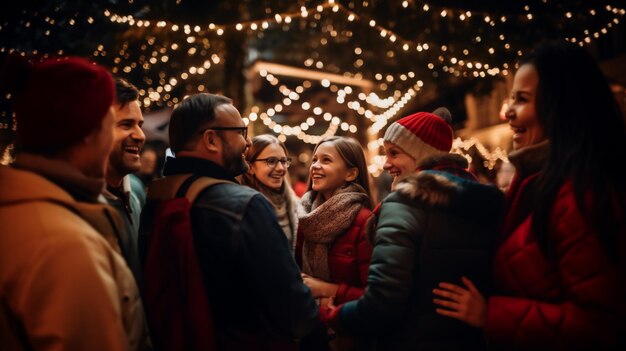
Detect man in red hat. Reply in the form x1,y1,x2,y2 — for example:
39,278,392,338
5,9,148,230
0,57,149,350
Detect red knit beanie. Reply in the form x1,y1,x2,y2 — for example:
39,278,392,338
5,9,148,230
383,110,453,162
12,57,115,152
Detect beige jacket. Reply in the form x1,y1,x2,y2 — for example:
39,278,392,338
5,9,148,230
0,165,149,351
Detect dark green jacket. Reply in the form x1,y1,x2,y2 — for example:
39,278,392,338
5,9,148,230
339,155,505,350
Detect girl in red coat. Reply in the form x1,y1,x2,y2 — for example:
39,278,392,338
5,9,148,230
433,41,626,350
297,136,373,350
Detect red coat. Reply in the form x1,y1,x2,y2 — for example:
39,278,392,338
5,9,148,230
296,207,373,304
485,173,626,350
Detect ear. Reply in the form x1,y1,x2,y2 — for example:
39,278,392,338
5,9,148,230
247,163,256,175
345,167,358,182
202,129,220,152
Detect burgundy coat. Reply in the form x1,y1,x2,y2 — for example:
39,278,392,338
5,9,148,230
296,207,373,304
485,172,626,350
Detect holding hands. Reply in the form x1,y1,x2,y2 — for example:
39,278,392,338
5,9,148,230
302,273,341,328
301,273,339,299
432,276,487,328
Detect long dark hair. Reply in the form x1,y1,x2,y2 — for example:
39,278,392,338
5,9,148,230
524,41,626,261
307,136,372,208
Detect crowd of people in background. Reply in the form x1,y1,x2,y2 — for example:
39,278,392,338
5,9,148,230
1,40,625,351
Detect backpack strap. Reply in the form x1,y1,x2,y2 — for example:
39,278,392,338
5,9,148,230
174,174,202,198
147,173,230,204
183,177,230,204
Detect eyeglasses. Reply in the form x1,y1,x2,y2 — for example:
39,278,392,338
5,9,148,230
255,157,292,169
202,126,248,139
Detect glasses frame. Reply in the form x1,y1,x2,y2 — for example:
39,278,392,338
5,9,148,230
203,126,248,139
254,157,292,169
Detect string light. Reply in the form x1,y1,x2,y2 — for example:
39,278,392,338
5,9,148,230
255,71,359,144
3,0,625,144
104,2,516,78
451,137,509,170
13,2,621,97
107,27,225,109
103,1,339,33
365,136,509,176
253,56,423,147
261,68,423,134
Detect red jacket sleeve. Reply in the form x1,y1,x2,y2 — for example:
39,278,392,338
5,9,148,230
486,187,626,349
334,208,373,304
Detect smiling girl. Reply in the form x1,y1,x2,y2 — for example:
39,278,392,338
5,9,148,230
296,136,373,350
240,134,298,253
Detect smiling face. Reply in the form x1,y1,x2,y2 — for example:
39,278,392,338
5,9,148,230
108,100,145,181
505,64,546,151
248,143,288,190
310,142,357,201
383,141,418,190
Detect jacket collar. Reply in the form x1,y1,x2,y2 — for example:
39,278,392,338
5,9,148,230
416,153,476,181
507,140,549,181
103,175,132,199
11,153,104,203
505,140,549,205
394,157,503,221
103,175,133,216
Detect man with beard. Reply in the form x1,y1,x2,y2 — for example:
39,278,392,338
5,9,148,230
103,78,146,284
139,93,317,350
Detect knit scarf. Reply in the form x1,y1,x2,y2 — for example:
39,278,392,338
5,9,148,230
298,183,369,281
256,181,298,253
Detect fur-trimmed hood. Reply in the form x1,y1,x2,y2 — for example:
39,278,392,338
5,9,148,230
394,161,504,221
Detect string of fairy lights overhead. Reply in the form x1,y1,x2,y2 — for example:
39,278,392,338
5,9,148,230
104,35,224,109
102,1,625,79
250,71,344,145
256,68,425,143
6,0,622,111
451,137,509,170
364,136,509,177
2,0,625,174
4,1,624,73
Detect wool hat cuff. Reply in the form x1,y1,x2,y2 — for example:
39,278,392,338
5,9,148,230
384,122,448,163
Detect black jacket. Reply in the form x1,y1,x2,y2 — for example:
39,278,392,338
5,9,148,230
338,155,505,350
150,156,317,349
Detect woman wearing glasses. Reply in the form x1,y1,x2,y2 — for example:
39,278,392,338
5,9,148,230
241,134,299,253
297,136,374,351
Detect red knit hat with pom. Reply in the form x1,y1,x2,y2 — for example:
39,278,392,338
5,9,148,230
10,56,115,152
383,109,453,162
